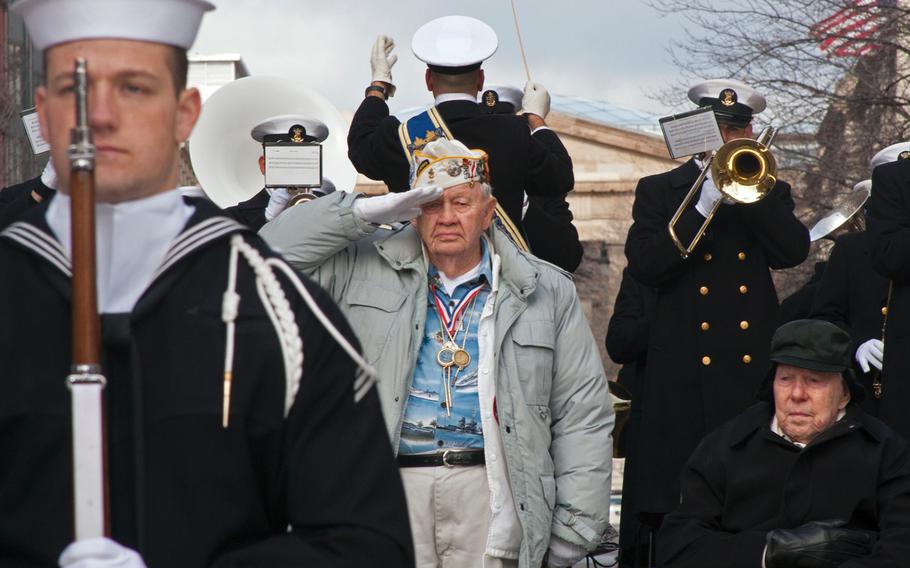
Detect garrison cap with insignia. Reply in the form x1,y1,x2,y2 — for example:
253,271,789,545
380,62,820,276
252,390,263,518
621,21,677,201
412,138,489,190
688,79,766,128
12,0,214,51
412,15,498,75
251,116,329,145
870,141,910,171
478,84,523,115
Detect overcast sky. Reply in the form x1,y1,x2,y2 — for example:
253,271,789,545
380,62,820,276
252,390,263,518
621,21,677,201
192,0,694,116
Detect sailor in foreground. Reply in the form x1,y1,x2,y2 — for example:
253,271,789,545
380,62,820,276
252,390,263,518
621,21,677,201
624,79,809,537
261,138,613,568
866,141,910,441
347,15,574,240
659,319,910,568
0,0,412,566
811,145,903,416
224,114,337,230
478,84,584,273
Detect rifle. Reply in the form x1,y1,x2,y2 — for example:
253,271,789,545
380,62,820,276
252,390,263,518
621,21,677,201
66,57,109,539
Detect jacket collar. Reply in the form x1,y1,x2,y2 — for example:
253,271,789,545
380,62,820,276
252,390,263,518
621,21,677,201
728,401,882,449
373,224,540,300
668,158,701,190
1,194,249,284
435,98,483,121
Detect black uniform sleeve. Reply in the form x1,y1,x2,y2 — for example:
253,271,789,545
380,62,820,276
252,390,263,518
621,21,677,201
0,176,54,231
624,173,706,287
811,241,853,334
606,268,653,364
657,438,768,568
867,162,910,283
347,96,410,193
523,194,583,272
212,275,413,567
524,128,575,197
739,180,809,269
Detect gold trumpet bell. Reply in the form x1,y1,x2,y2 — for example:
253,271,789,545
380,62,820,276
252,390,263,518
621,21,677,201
712,138,777,204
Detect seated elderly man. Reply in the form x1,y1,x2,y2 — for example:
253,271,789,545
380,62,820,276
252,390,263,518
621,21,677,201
260,138,613,568
658,319,910,568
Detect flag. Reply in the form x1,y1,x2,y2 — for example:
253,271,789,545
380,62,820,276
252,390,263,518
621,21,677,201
811,0,896,57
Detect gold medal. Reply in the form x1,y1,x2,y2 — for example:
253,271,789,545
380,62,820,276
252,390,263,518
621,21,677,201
453,348,471,370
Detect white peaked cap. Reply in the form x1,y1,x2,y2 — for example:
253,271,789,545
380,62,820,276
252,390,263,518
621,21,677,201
870,141,910,171
12,0,214,51
412,138,489,190
412,15,498,70
687,79,767,114
250,116,329,144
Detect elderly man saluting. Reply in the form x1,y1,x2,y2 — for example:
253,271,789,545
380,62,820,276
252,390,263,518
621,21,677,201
659,319,910,568
261,138,613,568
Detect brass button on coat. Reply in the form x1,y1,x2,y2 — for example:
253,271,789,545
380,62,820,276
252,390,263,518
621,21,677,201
742,354,752,364
882,306,888,316
701,322,710,331
704,253,713,261
700,286,709,296
738,252,746,261
702,356,711,366
740,321,749,330
739,285,748,294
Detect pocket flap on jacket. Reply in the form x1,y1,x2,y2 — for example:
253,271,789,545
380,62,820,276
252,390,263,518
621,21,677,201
347,279,407,312
512,321,555,350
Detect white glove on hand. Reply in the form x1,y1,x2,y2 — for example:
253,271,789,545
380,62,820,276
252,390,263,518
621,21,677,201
547,536,588,568
370,35,397,97
520,81,551,119
264,188,292,222
352,186,443,225
41,159,58,190
855,338,884,373
59,537,146,568
696,171,724,217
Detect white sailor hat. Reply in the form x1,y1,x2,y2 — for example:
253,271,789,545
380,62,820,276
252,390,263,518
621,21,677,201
478,84,522,115
687,79,766,127
412,138,489,190
12,0,214,52
412,15,498,74
870,141,910,171
250,116,329,145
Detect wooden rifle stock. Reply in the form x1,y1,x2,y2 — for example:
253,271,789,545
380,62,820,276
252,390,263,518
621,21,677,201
67,57,110,540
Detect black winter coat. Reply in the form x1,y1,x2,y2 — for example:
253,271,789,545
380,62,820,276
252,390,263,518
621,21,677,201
866,158,910,440
0,198,413,567
810,231,889,415
624,159,809,514
659,403,910,568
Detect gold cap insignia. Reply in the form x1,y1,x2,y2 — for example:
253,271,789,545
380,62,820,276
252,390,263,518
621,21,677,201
720,89,737,107
900,150,910,161
289,125,305,143
483,90,498,108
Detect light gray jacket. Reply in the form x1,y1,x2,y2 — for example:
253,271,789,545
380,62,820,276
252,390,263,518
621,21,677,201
260,192,613,567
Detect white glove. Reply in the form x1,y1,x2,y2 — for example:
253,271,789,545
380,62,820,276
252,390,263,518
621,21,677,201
855,338,884,373
520,81,551,119
696,171,723,217
352,186,443,225
264,188,292,221
370,35,397,97
547,536,588,567
59,537,146,568
41,159,58,190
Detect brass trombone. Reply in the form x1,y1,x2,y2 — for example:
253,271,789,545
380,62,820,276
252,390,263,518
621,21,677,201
668,127,778,257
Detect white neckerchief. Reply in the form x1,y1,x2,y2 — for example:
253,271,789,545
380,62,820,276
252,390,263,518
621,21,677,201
436,257,485,297
770,409,847,448
434,92,478,105
46,188,195,313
